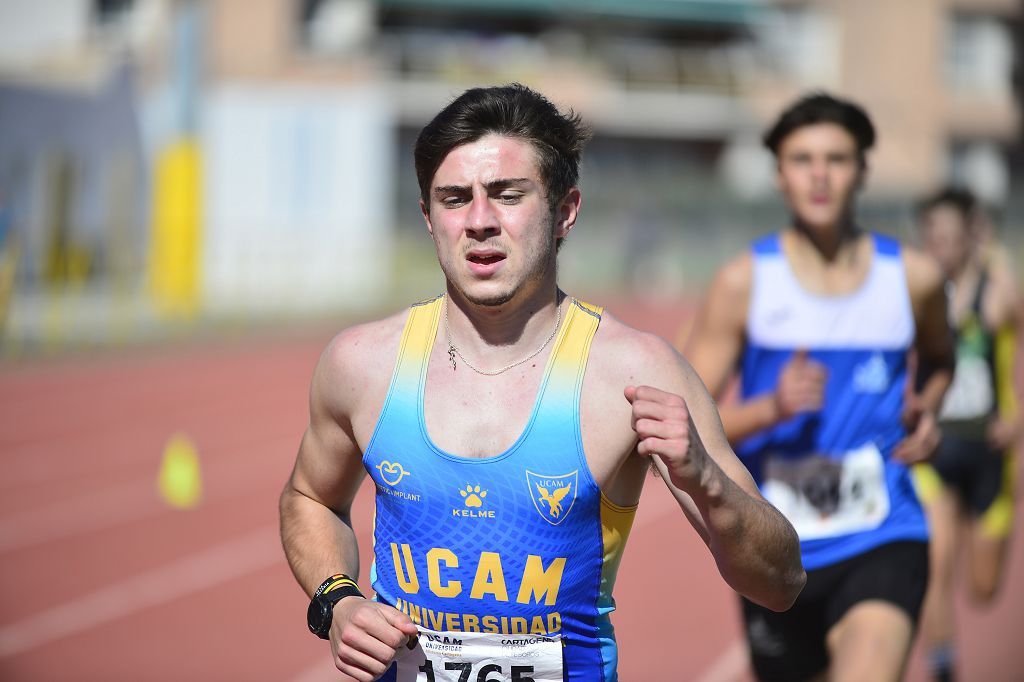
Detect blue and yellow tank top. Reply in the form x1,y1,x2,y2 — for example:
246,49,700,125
364,296,636,682
738,233,928,570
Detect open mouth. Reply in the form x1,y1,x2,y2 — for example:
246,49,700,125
467,253,505,265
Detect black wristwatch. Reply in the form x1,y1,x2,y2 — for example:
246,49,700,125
307,574,364,639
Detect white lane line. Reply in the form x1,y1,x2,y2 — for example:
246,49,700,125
288,657,339,682
0,525,281,657
693,639,749,682
639,485,750,682
0,479,159,553
637,488,750,682
0,435,294,554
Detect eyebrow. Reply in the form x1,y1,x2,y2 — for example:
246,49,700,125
432,178,534,197
785,149,856,158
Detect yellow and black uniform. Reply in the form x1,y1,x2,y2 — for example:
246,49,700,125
915,270,1017,538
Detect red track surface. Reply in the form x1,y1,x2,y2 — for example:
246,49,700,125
1,299,1021,681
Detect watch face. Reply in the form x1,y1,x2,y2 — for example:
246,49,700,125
308,577,363,639
307,597,331,637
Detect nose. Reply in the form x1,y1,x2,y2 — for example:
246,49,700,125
810,158,828,183
464,189,500,239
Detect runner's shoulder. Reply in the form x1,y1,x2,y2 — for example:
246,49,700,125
697,250,753,337
317,307,409,389
982,250,1022,328
900,243,945,300
711,250,754,300
591,309,689,391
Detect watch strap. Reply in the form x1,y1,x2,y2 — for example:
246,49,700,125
315,573,362,600
308,573,364,639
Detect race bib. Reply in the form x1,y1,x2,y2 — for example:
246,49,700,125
391,628,563,682
761,443,890,540
940,354,994,421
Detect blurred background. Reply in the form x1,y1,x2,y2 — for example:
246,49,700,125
0,0,1021,348
1,1,1023,681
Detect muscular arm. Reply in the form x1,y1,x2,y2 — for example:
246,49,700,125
897,248,955,462
686,253,823,445
280,325,418,680
907,249,955,414
627,339,805,612
280,337,368,596
686,254,773,442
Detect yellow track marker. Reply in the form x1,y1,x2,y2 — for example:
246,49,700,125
157,434,202,509
148,139,202,318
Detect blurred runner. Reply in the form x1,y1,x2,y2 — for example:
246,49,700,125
686,92,955,681
914,187,1021,682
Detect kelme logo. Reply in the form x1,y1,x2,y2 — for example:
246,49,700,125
453,484,494,518
526,470,578,525
376,460,411,487
460,484,487,508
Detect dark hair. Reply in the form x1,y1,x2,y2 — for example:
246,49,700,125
763,92,876,161
414,84,591,212
917,186,977,224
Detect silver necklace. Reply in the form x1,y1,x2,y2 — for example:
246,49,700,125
444,297,562,376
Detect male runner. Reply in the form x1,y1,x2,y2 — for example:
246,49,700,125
685,93,955,681
279,84,805,682
914,187,1021,682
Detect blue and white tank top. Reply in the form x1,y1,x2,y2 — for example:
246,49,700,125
738,233,928,570
365,296,636,681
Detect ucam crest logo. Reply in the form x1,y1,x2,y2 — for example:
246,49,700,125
376,460,411,487
526,470,578,526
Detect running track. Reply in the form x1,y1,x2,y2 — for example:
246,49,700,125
1,299,1021,681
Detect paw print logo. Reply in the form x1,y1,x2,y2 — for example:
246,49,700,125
460,484,487,508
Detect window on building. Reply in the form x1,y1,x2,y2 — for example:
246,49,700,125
950,140,1009,203
946,14,1014,96
297,0,374,55
93,0,134,27
753,5,839,87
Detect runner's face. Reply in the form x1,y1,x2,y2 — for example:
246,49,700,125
921,205,971,278
421,135,577,307
776,123,864,234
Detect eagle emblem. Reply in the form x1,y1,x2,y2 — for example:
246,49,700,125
536,483,572,518
525,470,579,525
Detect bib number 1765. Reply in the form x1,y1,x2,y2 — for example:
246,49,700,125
419,660,536,682
394,627,562,682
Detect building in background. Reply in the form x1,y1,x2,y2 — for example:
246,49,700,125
0,0,1020,346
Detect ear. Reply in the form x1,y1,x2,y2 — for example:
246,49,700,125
774,160,786,193
554,187,582,240
854,160,869,192
420,198,433,236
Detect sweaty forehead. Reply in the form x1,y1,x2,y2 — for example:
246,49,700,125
779,123,859,154
432,135,542,187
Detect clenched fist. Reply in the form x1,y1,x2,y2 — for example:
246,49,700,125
625,385,711,495
330,597,419,681
774,349,827,419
